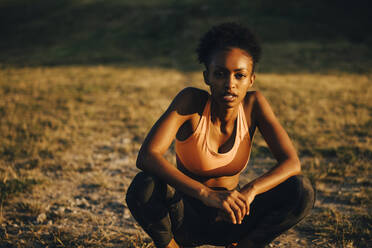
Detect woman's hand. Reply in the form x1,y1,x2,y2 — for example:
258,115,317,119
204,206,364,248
214,184,257,224
200,188,251,224
239,184,257,216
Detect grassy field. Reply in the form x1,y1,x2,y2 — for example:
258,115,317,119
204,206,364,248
1,0,371,247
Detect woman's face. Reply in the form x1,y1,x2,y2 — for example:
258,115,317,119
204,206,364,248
204,47,255,109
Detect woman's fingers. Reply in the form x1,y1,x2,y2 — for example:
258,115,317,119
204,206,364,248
235,193,248,216
231,199,245,222
209,189,252,224
222,201,237,224
232,190,250,218
222,190,249,224
229,199,242,223
236,192,250,215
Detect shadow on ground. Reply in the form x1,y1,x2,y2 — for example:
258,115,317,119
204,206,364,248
1,0,371,73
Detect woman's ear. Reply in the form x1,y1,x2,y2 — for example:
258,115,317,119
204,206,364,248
203,70,210,86
249,73,256,87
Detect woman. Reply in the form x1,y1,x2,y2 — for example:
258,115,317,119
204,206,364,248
126,23,314,248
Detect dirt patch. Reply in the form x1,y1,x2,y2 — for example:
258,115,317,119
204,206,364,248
2,134,364,247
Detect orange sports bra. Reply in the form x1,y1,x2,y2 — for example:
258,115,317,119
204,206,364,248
175,96,252,178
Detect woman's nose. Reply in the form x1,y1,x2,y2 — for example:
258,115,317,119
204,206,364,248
224,74,236,89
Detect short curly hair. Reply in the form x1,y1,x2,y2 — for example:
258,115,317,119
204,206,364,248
196,22,261,72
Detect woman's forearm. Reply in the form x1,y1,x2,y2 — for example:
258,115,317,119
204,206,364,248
137,151,211,200
241,158,301,197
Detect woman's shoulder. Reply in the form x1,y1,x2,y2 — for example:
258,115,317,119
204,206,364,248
243,90,271,127
172,87,209,116
244,90,277,124
243,90,268,109
176,87,209,100
243,90,259,111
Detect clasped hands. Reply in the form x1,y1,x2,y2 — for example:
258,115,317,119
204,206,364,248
201,185,256,224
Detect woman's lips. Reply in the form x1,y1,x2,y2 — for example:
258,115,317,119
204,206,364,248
222,93,237,101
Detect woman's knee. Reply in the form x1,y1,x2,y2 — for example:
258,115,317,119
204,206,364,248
286,175,315,217
125,172,178,209
298,175,315,214
126,172,157,207
240,176,315,244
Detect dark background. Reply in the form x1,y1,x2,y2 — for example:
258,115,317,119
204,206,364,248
1,0,371,73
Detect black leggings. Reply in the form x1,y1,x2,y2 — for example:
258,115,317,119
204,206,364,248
126,173,315,248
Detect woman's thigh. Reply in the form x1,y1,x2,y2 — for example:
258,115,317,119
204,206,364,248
212,175,314,245
191,175,315,246
126,173,314,247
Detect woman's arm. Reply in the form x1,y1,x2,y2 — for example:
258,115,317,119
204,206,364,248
137,88,211,199
137,88,249,224
240,91,301,213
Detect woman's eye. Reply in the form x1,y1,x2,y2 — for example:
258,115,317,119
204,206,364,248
214,71,225,78
235,73,246,79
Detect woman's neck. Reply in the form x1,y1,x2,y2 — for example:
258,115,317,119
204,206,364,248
210,99,239,134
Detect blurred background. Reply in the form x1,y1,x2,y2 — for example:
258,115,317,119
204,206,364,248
1,0,371,72
0,0,371,247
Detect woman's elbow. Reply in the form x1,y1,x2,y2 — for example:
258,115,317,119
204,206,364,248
136,149,149,171
136,155,144,170
292,157,301,175
136,149,159,171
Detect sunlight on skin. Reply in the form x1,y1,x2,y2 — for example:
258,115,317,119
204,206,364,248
0,66,370,247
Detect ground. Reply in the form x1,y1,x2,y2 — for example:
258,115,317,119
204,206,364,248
0,1,371,247
1,67,370,247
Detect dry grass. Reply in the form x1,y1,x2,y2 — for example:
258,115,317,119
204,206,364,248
0,66,371,247
1,1,370,247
